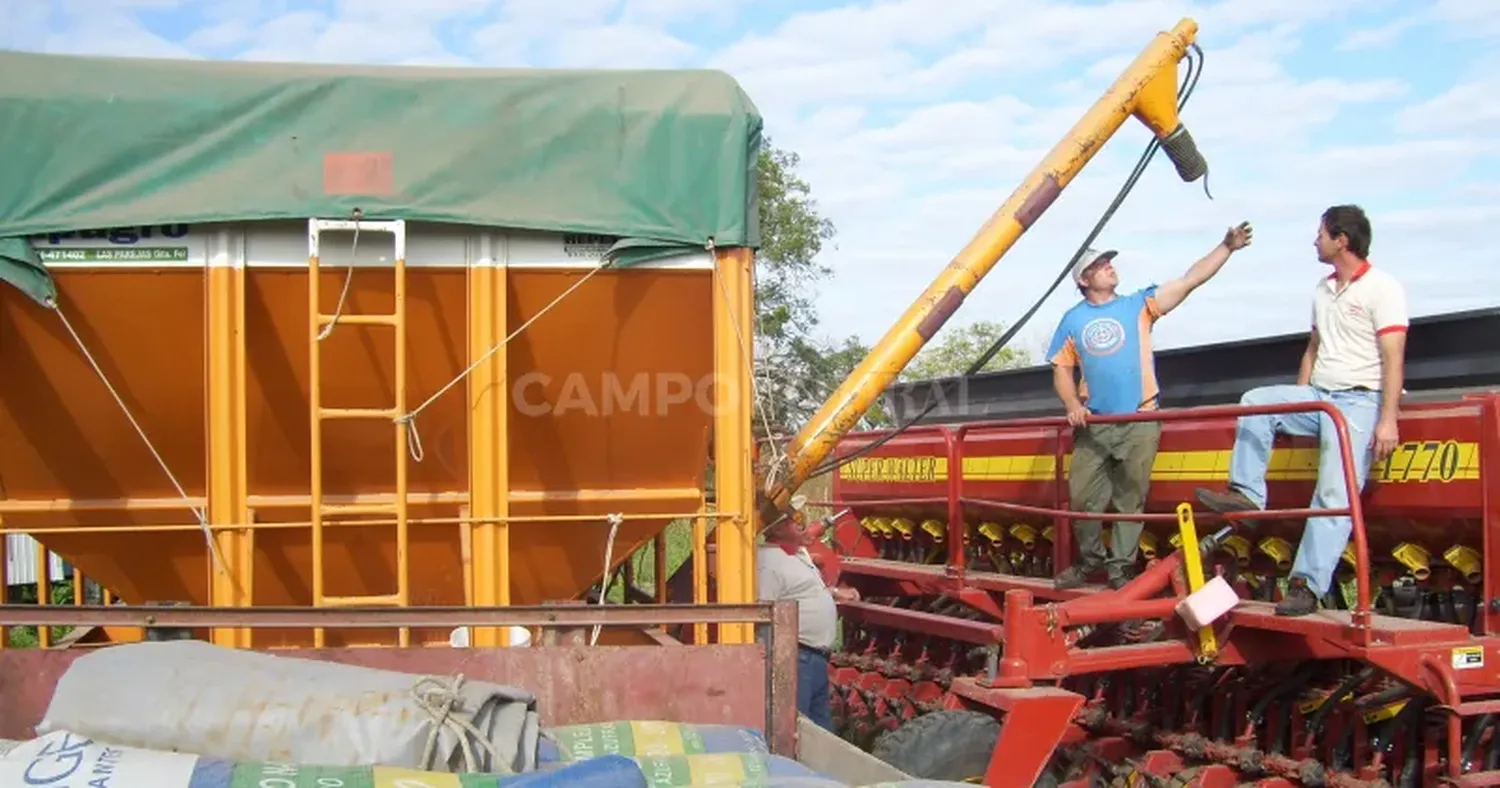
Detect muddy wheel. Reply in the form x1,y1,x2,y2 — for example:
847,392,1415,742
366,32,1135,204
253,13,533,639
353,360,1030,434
870,710,1001,782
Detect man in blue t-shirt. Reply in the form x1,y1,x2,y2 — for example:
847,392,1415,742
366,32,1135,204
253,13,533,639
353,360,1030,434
1048,222,1253,590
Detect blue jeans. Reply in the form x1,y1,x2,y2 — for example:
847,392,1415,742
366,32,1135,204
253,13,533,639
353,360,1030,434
1227,385,1381,594
797,647,832,730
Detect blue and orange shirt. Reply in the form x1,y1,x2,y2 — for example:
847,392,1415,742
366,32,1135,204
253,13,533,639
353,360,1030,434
1046,286,1163,416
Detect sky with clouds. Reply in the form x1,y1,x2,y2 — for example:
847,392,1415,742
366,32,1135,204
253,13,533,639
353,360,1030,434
2,0,1495,358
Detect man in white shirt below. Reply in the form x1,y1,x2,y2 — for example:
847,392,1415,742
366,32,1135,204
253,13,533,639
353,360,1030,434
1195,204,1407,617
757,507,859,730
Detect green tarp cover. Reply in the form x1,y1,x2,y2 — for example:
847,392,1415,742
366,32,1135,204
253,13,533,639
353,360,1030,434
0,50,764,306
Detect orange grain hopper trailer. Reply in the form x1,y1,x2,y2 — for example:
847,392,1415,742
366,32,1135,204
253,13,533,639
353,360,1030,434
0,47,806,753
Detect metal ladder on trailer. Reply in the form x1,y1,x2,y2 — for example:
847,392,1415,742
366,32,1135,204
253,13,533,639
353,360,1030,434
306,218,411,647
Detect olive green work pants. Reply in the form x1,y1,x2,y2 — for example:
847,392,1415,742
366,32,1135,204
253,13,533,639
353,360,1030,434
1067,421,1162,580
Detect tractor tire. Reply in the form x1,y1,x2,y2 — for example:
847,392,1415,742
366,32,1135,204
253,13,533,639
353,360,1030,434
870,709,1000,782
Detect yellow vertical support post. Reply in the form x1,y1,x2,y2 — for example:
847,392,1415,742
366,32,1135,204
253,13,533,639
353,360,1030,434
207,230,251,648
394,230,411,649
35,547,50,648
0,528,7,648
1174,502,1219,662
393,227,411,648
308,227,326,648
468,234,511,646
460,504,475,606
240,510,257,639
692,500,709,645
713,246,755,644
654,530,669,603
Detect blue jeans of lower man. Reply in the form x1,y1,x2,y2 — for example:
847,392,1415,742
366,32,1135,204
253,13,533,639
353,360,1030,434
797,646,832,730
1227,384,1381,594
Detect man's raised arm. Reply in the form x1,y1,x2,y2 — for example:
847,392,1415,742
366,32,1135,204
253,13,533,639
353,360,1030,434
1151,221,1253,316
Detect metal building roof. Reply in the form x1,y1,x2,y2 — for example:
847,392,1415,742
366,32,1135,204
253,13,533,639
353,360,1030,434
5,535,66,588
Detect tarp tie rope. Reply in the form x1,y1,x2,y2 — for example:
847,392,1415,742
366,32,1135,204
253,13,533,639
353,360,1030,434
410,673,505,773
315,217,361,341
396,262,607,463
706,238,782,495
51,300,231,578
589,512,626,647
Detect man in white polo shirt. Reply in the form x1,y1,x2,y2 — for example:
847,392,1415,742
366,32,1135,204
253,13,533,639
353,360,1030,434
1195,204,1407,617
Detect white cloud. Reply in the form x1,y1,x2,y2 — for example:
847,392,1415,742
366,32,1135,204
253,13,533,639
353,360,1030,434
496,0,620,27
16,3,198,59
230,12,459,65
12,0,1498,356
1429,0,1500,41
1336,17,1417,51
1395,79,1500,138
0,0,49,52
548,24,699,69
331,0,496,22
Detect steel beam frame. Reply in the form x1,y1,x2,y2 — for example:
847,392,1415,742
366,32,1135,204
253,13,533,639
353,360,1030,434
0,602,784,629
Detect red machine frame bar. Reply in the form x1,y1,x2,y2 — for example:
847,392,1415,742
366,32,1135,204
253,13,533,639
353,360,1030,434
828,400,1374,629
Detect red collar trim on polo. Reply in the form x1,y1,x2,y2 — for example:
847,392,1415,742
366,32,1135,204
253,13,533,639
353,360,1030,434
1328,260,1371,282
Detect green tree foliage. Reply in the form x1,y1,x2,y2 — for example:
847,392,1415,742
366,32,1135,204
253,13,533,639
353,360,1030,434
848,321,1035,429
901,320,1035,382
5,576,79,647
751,141,863,435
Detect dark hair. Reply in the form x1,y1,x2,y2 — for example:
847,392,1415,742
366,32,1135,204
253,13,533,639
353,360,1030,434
1321,204,1371,259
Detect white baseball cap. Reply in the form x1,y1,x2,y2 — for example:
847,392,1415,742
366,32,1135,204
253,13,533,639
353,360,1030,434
1070,246,1118,283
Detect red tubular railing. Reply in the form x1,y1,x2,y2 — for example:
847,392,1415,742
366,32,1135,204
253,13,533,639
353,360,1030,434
825,400,1375,630
963,499,1347,525
943,427,966,576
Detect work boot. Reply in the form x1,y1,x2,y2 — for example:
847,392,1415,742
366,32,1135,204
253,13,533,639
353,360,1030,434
1115,618,1162,643
1275,576,1319,617
1194,488,1263,530
1106,566,1134,591
1054,563,1099,590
